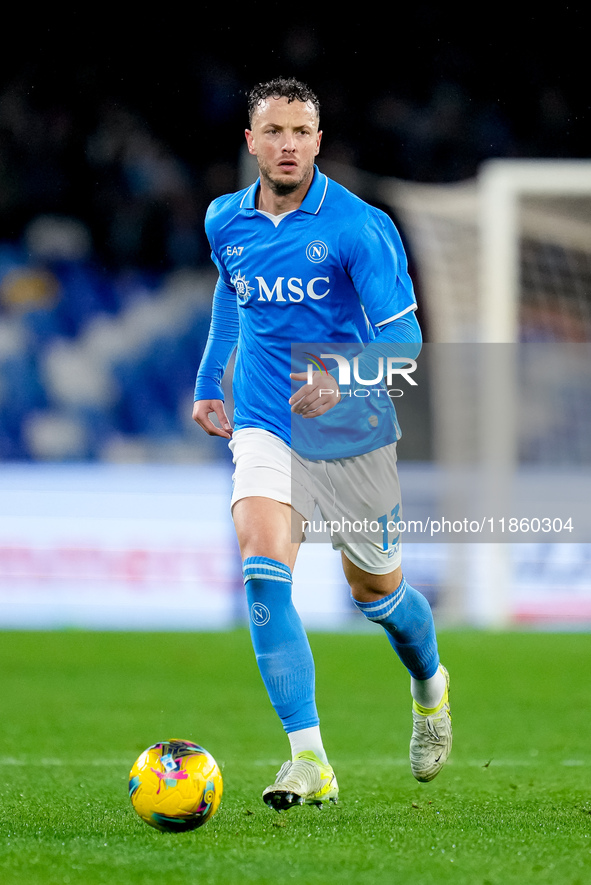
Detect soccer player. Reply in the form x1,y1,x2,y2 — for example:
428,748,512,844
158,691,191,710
193,77,451,811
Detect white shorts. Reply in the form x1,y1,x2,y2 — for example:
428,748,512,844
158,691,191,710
229,428,402,574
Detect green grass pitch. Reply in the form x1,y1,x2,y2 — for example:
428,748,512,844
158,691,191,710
1,629,590,884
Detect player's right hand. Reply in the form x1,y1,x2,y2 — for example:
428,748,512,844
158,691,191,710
289,371,340,417
192,399,233,439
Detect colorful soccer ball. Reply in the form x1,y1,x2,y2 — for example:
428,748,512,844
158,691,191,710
129,739,223,832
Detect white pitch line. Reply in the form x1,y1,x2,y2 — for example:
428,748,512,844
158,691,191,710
0,756,587,769
253,757,589,768
0,757,133,767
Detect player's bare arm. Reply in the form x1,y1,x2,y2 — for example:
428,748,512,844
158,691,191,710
192,399,233,438
289,370,340,417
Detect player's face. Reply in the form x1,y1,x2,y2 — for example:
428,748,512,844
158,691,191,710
245,97,322,199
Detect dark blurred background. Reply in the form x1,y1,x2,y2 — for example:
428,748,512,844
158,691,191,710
0,5,587,461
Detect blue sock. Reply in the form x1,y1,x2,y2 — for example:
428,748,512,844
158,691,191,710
243,556,319,733
352,577,439,680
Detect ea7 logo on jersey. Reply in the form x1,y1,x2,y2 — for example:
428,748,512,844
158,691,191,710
256,275,330,302
226,245,244,256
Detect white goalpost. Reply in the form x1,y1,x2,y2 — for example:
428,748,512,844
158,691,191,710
377,159,591,627
479,160,591,344
377,158,591,345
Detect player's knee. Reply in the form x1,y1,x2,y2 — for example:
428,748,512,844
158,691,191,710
347,566,404,603
349,579,379,603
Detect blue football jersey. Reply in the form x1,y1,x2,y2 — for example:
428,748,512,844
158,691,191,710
196,166,419,459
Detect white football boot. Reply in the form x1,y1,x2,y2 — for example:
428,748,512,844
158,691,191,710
410,664,452,782
263,751,338,811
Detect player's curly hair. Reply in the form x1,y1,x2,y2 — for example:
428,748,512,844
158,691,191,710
247,77,320,124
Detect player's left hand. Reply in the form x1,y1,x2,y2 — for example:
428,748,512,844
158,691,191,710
289,371,340,417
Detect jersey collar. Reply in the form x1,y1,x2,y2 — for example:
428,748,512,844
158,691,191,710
240,166,329,215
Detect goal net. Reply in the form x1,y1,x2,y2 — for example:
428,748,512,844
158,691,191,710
374,160,591,627
380,160,591,345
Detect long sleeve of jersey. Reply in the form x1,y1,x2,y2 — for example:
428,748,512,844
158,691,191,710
330,309,422,395
355,308,422,375
194,277,239,402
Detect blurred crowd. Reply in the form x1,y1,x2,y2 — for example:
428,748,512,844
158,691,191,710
0,33,584,275
0,16,587,462
0,81,216,273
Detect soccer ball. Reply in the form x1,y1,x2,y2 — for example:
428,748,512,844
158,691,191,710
129,739,223,832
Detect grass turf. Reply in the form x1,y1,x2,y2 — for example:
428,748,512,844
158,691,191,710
0,629,590,884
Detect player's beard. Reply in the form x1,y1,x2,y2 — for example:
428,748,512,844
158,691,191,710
258,160,314,197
